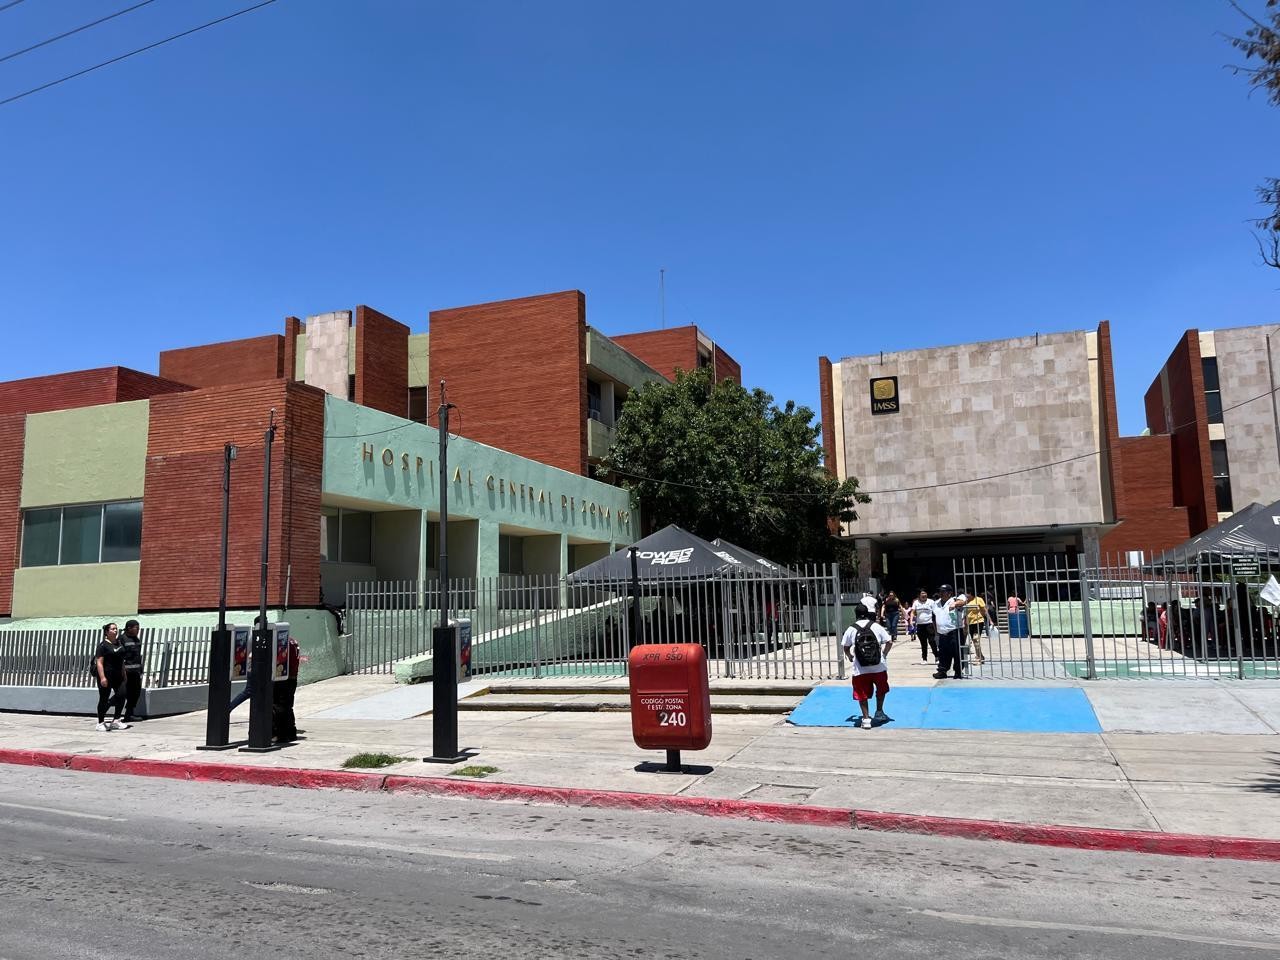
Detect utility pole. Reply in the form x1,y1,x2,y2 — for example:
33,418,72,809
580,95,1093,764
244,411,279,752
426,381,468,763
200,443,238,749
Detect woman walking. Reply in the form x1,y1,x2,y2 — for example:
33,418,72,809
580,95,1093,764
882,591,901,641
92,623,129,732
908,588,937,662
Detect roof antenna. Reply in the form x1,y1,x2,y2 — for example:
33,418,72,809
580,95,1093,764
659,268,666,329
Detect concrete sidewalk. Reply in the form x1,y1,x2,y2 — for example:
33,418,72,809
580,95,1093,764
3,673,1278,842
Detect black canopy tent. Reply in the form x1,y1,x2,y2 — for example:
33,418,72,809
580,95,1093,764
1152,501,1280,569
567,524,774,584
710,537,799,579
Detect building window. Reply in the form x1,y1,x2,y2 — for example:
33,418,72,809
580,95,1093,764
587,380,603,421
347,374,356,402
1202,357,1223,425
319,507,374,564
1211,439,1233,514
19,501,143,567
408,386,428,423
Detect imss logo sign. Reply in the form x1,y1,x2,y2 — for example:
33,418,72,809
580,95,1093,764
869,376,900,415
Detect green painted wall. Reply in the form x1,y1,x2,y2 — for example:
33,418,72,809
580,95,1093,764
585,328,666,389
22,400,148,508
11,562,141,618
322,396,638,545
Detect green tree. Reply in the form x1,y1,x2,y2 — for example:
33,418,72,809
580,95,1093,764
602,369,867,564
1226,1,1280,268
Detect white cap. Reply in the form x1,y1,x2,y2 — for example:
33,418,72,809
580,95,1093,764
859,597,877,615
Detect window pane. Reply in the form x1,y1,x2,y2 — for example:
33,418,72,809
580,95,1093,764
1205,390,1223,424
20,509,61,567
320,509,339,562
60,505,102,565
587,381,602,420
1215,476,1234,514
1210,439,1230,478
340,510,372,564
101,501,142,562
1201,357,1220,392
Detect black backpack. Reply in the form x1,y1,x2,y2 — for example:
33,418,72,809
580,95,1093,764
852,622,882,667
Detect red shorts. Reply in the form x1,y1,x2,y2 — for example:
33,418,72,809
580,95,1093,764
851,672,889,701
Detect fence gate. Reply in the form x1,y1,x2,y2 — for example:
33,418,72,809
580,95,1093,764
950,549,1280,680
345,564,852,681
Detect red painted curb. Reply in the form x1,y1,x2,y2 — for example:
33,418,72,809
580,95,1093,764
851,810,1280,862
381,775,854,828
3,747,1278,862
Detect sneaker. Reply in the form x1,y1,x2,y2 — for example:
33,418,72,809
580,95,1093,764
860,716,873,730
932,672,947,679
873,709,890,723
108,719,130,731
95,722,111,732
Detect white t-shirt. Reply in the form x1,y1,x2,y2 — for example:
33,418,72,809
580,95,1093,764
910,599,934,625
934,597,961,634
841,619,893,676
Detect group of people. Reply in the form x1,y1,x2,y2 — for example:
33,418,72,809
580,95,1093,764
840,584,1001,730
91,618,303,743
91,620,144,731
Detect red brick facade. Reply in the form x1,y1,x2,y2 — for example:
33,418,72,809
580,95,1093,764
354,305,409,418
1142,332,1217,534
159,336,284,389
282,316,303,382
0,367,189,416
0,413,25,615
1099,435,1193,555
818,356,836,476
429,290,588,476
609,325,742,384
138,381,323,611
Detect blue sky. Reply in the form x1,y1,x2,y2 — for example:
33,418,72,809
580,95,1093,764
1,0,1276,435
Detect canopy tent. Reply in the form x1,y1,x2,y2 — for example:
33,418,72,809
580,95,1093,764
1154,500,1280,568
567,524,775,584
710,537,799,578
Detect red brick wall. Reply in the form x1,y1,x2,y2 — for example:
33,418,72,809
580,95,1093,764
818,357,836,476
0,367,189,416
1100,435,1192,555
610,327,699,382
429,291,588,475
1096,321,1123,517
0,413,25,615
1151,332,1216,534
282,316,303,382
713,344,742,385
354,305,409,417
159,335,283,388
114,369,193,402
138,381,324,611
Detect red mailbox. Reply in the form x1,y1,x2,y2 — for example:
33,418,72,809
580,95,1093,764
628,643,712,765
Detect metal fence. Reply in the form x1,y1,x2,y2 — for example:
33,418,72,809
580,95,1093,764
346,564,854,680
950,548,1280,679
0,627,212,689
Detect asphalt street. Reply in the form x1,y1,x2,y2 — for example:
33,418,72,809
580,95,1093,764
0,766,1277,960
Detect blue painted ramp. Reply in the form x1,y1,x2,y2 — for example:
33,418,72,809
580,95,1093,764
787,685,1101,734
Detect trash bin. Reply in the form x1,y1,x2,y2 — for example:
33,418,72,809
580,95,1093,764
1008,610,1029,639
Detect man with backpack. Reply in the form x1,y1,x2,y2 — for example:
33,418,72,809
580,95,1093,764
841,596,894,730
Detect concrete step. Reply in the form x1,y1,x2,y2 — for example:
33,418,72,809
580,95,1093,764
483,681,814,698
458,692,798,714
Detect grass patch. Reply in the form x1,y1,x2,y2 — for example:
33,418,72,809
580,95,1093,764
450,764,500,778
341,752,413,769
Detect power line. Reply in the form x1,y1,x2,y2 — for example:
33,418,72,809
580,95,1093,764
0,0,160,67
0,1,28,13
312,376,1280,501
0,0,279,109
